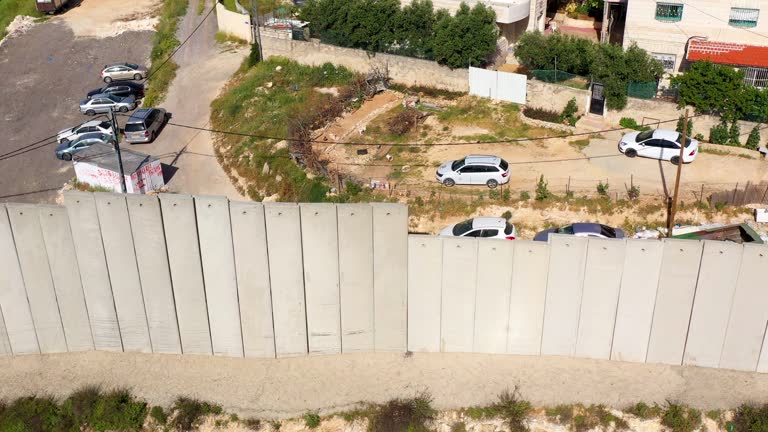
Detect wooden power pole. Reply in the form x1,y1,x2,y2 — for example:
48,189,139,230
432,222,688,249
667,108,689,237
251,0,264,61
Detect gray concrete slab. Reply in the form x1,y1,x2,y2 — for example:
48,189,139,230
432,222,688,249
158,194,212,355
0,307,11,355
441,237,478,352
372,203,408,352
407,235,443,353
0,204,39,354
300,204,341,355
611,240,664,363
646,239,704,365
473,239,514,354
507,241,549,355
541,235,588,357
6,204,67,353
194,196,243,357
126,195,182,355
337,204,375,352
230,201,275,358
94,193,151,353
264,203,308,357
37,205,93,352
63,191,122,351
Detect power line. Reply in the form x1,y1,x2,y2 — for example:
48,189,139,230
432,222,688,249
0,115,109,161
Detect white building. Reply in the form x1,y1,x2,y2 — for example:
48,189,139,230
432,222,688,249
622,0,768,85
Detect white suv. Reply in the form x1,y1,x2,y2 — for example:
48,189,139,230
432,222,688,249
436,155,510,188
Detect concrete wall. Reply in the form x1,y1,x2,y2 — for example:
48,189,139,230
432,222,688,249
1,193,768,374
215,2,253,43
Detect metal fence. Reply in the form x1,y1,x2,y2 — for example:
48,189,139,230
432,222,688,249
626,81,658,99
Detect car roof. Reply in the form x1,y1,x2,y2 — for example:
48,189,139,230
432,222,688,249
105,62,133,67
571,222,603,234
74,132,108,141
652,129,681,141
80,120,105,128
471,217,507,229
464,155,501,165
127,108,153,121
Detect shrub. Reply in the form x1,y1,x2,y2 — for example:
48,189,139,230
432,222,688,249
150,406,168,425
523,107,562,124
733,404,768,432
451,421,468,432
170,397,223,431
709,122,730,145
661,402,701,432
493,388,532,432
520,191,531,200
694,133,705,141
388,109,424,135
535,175,551,201
270,420,282,430
746,125,762,150
561,98,579,126
729,121,741,146
675,115,693,136
619,117,650,131
304,412,321,429
597,180,609,197
243,417,262,431
546,405,574,424
368,392,436,432
88,389,147,432
0,396,60,432
628,185,640,200
501,210,513,220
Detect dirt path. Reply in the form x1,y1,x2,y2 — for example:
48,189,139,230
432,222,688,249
1,351,767,417
56,0,161,38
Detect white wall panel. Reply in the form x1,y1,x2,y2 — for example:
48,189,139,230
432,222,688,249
372,203,408,352
194,196,243,357
441,237,478,352
230,201,275,358
300,203,341,354
611,240,664,362
407,235,442,352
541,235,588,356
507,241,549,355
94,193,151,353
721,244,768,371
575,238,626,360
126,195,181,354
337,204,374,352
265,203,308,357
63,191,121,351
473,239,514,354
0,307,11,355
646,239,703,365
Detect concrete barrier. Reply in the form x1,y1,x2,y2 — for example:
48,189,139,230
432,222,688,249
473,240,514,354
441,237,478,352
507,241,549,355
372,204,408,352
407,235,443,352
0,308,10,355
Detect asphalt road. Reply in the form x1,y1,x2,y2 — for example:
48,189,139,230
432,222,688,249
0,21,152,203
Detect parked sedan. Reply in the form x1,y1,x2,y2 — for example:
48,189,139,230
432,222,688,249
57,120,114,144
86,81,145,100
435,155,510,188
55,132,115,161
100,62,147,82
533,223,625,242
618,129,699,164
439,217,517,240
79,93,136,115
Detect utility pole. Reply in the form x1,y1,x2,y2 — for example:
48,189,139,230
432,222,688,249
109,109,128,193
666,108,688,237
251,0,264,61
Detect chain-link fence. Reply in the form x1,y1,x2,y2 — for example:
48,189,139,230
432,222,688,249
530,70,590,89
626,81,658,99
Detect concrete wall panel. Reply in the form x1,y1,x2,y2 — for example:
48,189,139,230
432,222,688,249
194,196,243,357
473,239,514,354
0,307,11,355
6,204,67,353
126,195,181,354
372,204,408,351
441,237,478,352
300,203,341,354
230,201,275,358
507,241,549,355
721,244,768,371
37,205,93,352
541,235,588,356
94,193,151,353
407,235,443,352
265,203,308,357
0,204,39,354
611,240,664,362
683,241,742,368
63,191,121,351
646,239,703,365
337,204,374,352
158,194,212,355
575,238,626,360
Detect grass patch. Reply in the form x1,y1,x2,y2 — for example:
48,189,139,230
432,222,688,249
661,402,701,432
243,417,262,430
435,97,551,141
304,412,321,429
389,83,465,100
570,138,591,151
215,31,249,46
699,146,731,156
463,388,532,432
169,397,223,431
0,0,41,39
197,0,206,14
70,179,114,193
733,404,768,432
546,405,575,424
150,405,168,424
368,392,436,432
143,0,189,106
624,402,662,420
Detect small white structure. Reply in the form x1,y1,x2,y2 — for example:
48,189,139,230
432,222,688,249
73,145,164,194
757,208,768,223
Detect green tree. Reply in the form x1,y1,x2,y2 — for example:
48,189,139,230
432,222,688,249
728,120,741,146
675,115,692,136
433,2,498,68
393,0,436,58
671,61,746,119
746,125,761,150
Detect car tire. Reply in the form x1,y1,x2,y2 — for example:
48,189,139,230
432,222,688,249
60,138,69,145
119,106,128,113
670,156,680,165
625,148,637,158
487,179,498,189
62,153,72,161
104,77,112,83
133,73,142,80
85,110,95,116
443,178,455,187
150,132,156,142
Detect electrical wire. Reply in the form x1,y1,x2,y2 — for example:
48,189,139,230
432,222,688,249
0,115,109,161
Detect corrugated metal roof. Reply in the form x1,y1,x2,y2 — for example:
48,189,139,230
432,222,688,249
73,143,157,174
687,40,768,68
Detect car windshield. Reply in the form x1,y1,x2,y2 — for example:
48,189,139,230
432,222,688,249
499,158,509,171
106,94,121,102
125,123,145,132
600,225,617,238
555,225,574,234
451,159,466,171
636,130,654,141
99,121,111,129
452,219,473,236
127,63,139,69
676,133,693,147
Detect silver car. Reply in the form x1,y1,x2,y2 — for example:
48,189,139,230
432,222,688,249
100,62,147,83
57,120,114,144
55,133,115,161
80,93,136,115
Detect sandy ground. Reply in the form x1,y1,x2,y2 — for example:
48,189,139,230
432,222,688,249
1,351,767,417
56,0,161,38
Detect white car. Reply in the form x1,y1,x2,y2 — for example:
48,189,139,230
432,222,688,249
439,217,517,240
435,155,510,188
57,120,115,145
618,129,699,164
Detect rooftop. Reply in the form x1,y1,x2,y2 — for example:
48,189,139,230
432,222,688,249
73,143,157,174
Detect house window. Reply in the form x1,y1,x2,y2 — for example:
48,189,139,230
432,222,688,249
652,53,677,71
729,8,759,27
741,67,768,89
655,3,683,21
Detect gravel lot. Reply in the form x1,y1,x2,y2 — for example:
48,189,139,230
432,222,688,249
0,21,152,203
